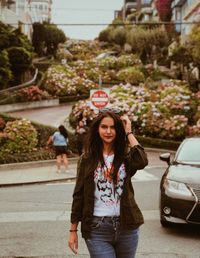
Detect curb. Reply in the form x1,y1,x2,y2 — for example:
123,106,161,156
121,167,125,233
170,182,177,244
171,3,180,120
0,176,77,188
144,147,175,153
0,157,79,171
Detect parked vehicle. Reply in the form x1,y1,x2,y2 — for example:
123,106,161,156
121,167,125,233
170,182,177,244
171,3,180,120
95,51,118,59
159,137,200,227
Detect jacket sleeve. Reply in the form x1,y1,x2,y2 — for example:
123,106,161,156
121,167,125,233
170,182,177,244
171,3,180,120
70,155,85,224
126,145,148,177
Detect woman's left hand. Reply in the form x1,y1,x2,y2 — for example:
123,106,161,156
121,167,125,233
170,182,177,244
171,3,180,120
120,115,132,133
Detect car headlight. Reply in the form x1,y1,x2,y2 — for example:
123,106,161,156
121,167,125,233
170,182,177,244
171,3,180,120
163,179,194,201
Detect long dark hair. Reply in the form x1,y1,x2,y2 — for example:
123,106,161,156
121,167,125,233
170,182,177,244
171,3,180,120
84,111,127,184
58,125,68,139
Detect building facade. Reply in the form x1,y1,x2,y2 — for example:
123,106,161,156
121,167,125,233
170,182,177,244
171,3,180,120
171,0,200,41
29,0,52,23
0,0,52,39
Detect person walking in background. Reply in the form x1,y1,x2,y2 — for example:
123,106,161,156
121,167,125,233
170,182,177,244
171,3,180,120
68,109,148,258
47,125,69,173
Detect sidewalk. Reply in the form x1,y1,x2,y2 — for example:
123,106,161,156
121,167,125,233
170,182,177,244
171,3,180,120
0,158,78,187
0,148,170,187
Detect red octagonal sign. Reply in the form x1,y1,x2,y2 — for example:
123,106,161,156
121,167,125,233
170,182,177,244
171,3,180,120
90,90,109,109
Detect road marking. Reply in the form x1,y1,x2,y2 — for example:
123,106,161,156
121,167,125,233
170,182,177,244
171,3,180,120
0,211,71,223
0,210,159,223
46,181,75,186
46,169,159,186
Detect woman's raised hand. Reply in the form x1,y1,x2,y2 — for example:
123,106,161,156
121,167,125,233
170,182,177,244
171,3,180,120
120,114,132,134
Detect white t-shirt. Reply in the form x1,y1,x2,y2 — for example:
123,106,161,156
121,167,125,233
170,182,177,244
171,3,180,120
93,154,126,217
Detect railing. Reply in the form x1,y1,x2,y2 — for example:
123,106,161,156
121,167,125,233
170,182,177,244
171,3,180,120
0,68,38,94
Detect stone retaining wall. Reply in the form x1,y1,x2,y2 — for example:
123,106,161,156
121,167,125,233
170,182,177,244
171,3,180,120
0,99,60,112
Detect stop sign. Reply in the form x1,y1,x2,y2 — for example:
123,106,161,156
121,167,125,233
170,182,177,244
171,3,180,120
90,89,109,109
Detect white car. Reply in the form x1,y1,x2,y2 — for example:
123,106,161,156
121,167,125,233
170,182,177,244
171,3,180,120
95,52,118,59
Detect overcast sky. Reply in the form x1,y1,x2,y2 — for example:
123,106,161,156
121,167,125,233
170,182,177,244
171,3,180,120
51,0,123,40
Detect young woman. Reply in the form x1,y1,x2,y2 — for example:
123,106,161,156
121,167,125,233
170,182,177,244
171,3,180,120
68,110,148,258
47,125,69,173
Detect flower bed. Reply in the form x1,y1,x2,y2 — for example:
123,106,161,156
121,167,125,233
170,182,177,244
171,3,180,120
69,80,200,141
42,65,98,97
41,54,143,98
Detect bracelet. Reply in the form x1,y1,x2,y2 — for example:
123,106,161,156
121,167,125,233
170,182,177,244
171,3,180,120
126,131,133,137
69,229,78,232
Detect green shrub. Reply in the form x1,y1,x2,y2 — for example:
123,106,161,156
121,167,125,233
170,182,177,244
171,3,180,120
117,67,145,85
98,28,112,42
111,27,127,47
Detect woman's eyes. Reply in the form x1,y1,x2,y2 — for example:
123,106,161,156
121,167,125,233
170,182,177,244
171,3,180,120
100,125,115,129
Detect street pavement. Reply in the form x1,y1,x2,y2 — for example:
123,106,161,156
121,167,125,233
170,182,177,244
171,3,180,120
2,148,198,258
0,148,169,187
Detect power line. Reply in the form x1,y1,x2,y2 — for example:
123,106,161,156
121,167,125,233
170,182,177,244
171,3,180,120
8,22,200,26
15,7,117,11
8,6,191,12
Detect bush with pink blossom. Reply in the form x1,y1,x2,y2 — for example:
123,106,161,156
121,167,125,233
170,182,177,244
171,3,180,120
16,85,51,102
0,119,38,155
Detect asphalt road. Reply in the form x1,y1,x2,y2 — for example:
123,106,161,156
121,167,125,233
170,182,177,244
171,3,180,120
9,103,74,127
0,177,200,257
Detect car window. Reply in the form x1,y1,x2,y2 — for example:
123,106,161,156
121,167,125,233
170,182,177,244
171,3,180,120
176,139,200,163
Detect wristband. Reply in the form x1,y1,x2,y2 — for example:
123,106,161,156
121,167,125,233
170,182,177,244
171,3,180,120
126,131,133,137
69,229,78,232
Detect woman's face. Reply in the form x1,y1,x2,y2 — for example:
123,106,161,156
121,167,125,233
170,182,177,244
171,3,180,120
98,116,116,145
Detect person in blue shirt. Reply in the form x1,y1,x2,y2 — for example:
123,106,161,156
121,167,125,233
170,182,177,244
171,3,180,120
47,125,69,173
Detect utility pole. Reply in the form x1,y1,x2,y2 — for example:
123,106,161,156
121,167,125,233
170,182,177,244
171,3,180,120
123,0,126,22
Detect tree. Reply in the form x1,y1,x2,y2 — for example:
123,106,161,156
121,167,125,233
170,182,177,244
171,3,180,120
155,0,174,36
32,22,67,57
188,24,200,67
0,21,33,87
7,47,32,84
44,24,66,56
169,45,192,66
32,22,46,56
156,0,173,21
0,50,13,90
9,28,34,53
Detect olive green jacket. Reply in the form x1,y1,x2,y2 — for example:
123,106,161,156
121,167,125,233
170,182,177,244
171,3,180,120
71,145,148,239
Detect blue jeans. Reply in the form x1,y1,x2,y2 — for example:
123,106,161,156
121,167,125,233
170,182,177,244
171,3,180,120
85,216,139,258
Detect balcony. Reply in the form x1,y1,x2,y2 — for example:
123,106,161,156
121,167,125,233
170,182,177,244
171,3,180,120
173,0,187,7
124,1,137,11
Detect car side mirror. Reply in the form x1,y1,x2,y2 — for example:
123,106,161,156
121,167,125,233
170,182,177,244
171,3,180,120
159,153,171,165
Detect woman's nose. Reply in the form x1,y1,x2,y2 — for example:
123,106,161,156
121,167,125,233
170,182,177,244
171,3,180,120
106,127,111,133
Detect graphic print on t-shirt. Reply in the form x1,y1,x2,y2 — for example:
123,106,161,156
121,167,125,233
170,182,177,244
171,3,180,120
94,155,126,205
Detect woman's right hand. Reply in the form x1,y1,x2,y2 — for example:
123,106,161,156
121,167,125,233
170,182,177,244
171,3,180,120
68,232,78,254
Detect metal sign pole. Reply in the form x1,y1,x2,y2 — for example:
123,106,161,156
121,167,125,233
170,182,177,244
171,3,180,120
99,75,102,89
